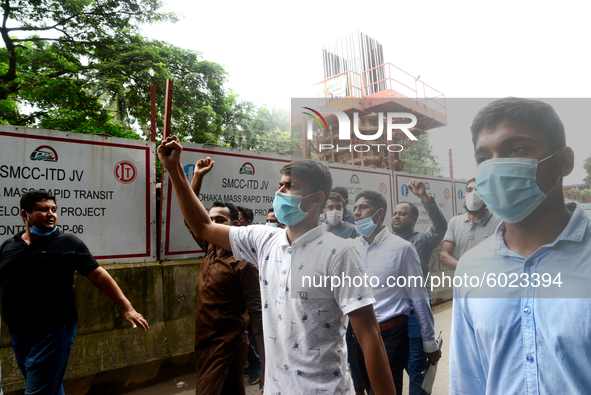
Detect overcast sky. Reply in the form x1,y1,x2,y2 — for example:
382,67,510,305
142,0,591,185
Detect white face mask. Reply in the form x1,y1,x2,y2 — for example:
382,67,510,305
325,210,343,226
465,190,484,212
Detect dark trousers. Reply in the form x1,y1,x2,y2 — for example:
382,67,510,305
220,359,242,395
245,329,260,372
11,323,78,395
355,322,409,395
406,311,429,395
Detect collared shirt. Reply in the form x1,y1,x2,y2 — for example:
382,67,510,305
443,209,501,260
186,223,262,394
354,227,438,352
450,202,591,395
325,221,358,239
343,210,356,225
230,225,374,394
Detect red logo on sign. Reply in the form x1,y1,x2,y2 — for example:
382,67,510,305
379,183,387,195
114,161,137,184
444,188,450,199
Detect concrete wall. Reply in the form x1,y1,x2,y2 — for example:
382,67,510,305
0,259,201,395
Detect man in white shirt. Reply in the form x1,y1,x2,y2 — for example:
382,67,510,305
157,136,397,394
352,190,441,395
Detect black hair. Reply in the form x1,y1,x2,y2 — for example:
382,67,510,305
331,186,348,202
212,201,239,222
327,192,343,203
280,159,332,207
20,190,56,212
268,208,274,213
354,190,388,223
470,98,566,151
237,206,254,222
467,177,476,186
397,201,418,219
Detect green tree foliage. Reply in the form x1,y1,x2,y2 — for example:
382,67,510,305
581,189,590,200
222,103,301,156
583,154,591,186
400,134,443,176
0,0,238,142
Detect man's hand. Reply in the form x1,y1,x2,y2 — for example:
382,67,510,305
425,348,442,365
123,308,149,332
195,157,214,176
157,135,183,170
408,180,426,196
190,157,215,194
87,267,150,333
408,179,432,204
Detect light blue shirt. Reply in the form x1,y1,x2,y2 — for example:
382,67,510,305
450,202,591,394
355,227,438,352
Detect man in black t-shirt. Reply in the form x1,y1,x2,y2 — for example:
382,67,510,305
0,190,149,395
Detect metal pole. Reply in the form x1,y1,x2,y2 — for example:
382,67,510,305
301,123,309,158
448,149,454,178
163,79,174,140
150,84,156,142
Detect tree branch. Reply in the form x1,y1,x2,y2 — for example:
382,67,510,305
1,0,18,88
11,37,61,43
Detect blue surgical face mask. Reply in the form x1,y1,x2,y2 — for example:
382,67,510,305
272,191,317,227
266,222,279,228
27,213,58,236
475,150,561,224
355,209,381,237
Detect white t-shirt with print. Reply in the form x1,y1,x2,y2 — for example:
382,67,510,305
230,225,375,394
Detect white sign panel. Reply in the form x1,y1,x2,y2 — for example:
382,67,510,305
328,164,393,223
161,144,293,259
0,125,156,263
393,173,454,232
161,147,394,260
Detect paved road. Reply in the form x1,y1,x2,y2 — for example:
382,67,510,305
121,301,453,395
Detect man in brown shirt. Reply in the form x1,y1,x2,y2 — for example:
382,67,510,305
186,158,264,394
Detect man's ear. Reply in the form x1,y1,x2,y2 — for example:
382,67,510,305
558,146,575,177
310,191,325,209
412,216,418,225
376,208,386,223
232,220,240,226
20,209,28,224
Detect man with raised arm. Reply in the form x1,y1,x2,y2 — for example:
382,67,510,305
391,179,448,395
158,136,396,394
186,159,264,394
